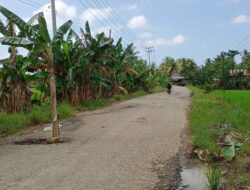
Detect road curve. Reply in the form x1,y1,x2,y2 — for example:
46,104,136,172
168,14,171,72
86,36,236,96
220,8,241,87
0,86,191,190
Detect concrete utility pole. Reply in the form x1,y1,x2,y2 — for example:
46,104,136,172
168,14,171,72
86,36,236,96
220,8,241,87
145,47,155,65
51,0,57,36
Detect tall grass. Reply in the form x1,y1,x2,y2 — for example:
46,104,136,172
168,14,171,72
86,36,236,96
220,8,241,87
206,167,221,190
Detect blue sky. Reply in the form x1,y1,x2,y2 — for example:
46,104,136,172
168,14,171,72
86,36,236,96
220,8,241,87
0,0,250,65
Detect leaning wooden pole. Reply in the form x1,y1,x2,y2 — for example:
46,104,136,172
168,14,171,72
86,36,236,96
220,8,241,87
50,0,60,139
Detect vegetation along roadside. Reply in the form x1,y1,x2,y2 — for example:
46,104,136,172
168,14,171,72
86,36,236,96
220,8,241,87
190,87,250,189
0,86,165,138
0,6,169,138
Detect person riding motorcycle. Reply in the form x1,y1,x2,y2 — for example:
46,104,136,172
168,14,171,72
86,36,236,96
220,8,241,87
167,83,172,94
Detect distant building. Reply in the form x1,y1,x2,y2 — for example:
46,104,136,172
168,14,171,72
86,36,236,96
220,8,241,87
229,69,250,77
229,69,250,89
171,73,187,86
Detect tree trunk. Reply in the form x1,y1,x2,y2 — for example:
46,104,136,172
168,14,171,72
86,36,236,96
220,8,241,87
49,65,60,139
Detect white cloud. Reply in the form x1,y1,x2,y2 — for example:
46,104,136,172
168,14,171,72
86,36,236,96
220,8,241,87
32,0,77,34
140,32,153,39
80,7,112,24
0,51,9,59
146,35,186,46
128,15,149,30
127,4,138,11
231,15,250,24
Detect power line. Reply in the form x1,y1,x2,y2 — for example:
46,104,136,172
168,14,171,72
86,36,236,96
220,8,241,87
86,0,145,49
17,0,80,33
83,1,123,39
92,0,136,41
17,0,144,51
238,41,250,51
78,0,129,44
17,0,50,13
78,0,145,51
99,0,146,48
233,34,250,50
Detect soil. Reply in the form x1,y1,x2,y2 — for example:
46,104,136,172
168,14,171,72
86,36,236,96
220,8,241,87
14,137,71,145
0,86,191,190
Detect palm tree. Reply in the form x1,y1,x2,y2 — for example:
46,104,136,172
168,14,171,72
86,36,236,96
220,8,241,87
160,57,176,76
176,58,197,84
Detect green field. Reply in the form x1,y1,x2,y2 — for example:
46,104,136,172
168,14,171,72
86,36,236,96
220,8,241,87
190,88,250,154
215,90,250,111
190,88,250,188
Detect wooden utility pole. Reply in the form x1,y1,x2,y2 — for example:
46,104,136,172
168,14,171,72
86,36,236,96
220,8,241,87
51,0,57,36
50,0,60,139
145,47,155,65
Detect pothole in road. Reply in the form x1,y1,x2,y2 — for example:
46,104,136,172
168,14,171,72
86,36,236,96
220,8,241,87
14,138,71,145
119,104,137,110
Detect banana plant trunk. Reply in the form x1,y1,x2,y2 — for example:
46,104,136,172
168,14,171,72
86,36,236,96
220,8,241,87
48,64,60,138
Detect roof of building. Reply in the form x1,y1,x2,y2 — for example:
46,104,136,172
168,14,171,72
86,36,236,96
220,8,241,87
171,73,185,81
229,69,250,77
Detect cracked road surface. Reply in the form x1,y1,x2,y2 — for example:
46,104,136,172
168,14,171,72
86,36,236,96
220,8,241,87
0,86,190,190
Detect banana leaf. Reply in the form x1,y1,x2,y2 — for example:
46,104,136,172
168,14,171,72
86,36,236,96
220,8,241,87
0,36,33,49
222,141,242,161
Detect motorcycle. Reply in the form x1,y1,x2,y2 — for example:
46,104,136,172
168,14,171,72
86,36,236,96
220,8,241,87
167,88,171,94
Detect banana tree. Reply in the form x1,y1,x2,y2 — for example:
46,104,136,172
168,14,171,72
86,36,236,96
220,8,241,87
0,56,31,112
0,6,72,139
0,17,21,112
80,22,114,99
108,41,140,94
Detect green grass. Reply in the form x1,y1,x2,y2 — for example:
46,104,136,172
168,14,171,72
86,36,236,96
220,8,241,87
214,90,250,111
190,88,250,155
190,87,250,189
206,167,221,190
0,86,165,138
226,157,250,189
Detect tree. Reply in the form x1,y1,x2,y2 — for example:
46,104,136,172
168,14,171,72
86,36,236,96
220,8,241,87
0,17,22,112
160,57,176,76
176,58,197,84
0,6,72,139
241,50,250,71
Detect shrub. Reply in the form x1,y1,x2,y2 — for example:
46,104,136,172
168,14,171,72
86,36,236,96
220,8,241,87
203,84,213,94
58,102,74,119
28,105,51,124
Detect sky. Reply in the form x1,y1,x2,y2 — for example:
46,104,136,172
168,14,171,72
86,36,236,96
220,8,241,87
0,0,250,65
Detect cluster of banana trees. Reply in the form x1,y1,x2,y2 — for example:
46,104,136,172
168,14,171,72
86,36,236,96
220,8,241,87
0,6,168,138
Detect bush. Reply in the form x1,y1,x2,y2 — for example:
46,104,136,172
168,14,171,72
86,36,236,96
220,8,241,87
202,84,213,94
31,88,43,104
58,102,74,119
0,112,30,137
28,105,51,124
